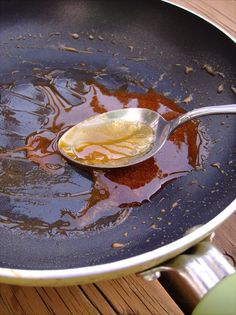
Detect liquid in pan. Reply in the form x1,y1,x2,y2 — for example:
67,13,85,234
0,71,210,235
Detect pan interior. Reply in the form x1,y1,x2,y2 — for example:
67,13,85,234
0,0,235,270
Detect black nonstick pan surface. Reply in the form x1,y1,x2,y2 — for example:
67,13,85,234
0,0,235,283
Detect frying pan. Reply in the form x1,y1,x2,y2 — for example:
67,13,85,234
0,0,235,300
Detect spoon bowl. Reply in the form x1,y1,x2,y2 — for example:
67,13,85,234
58,104,236,168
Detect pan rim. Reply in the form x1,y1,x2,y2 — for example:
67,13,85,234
0,199,235,285
0,1,235,286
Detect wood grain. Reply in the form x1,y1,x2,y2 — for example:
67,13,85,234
168,0,236,38
214,213,236,267
0,1,235,315
0,277,183,315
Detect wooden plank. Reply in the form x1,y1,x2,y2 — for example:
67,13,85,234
95,274,183,314
0,285,25,315
0,295,13,315
55,286,101,315
80,283,117,315
0,279,183,315
168,0,236,38
213,213,236,267
36,286,100,315
0,285,102,315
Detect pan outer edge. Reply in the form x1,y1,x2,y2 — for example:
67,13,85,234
0,199,235,286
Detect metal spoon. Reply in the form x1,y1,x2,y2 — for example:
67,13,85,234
58,104,236,168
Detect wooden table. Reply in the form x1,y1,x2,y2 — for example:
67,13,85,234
0,1,235,314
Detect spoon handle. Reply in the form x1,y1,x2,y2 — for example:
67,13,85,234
169,104,236,133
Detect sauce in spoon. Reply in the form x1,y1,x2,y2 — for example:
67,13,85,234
59,120,154,167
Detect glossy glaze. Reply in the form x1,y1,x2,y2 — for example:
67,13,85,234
0,70,210,235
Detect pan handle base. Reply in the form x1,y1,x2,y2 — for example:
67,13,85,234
139,233,235,314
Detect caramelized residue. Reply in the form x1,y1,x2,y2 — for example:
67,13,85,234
0,71,210,235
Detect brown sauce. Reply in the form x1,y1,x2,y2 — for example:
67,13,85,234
0,71,210,235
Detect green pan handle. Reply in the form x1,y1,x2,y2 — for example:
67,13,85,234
139,234,235,314
192,272,236,315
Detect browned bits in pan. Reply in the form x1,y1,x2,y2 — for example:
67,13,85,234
11,70,19,75
231,85,236,95
202,64,215,76
127,56,147,62
211,162,221,170
216,71,225,79
98,35,104,41
59,45,79,53
171,201,179,209
111,242,125,249
16,35,24,40
70,33,79,39
77,48,93,54
150,224,158,230
184,66,193,74
217,83,224,94
48,32,61,40
182,94,193,104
